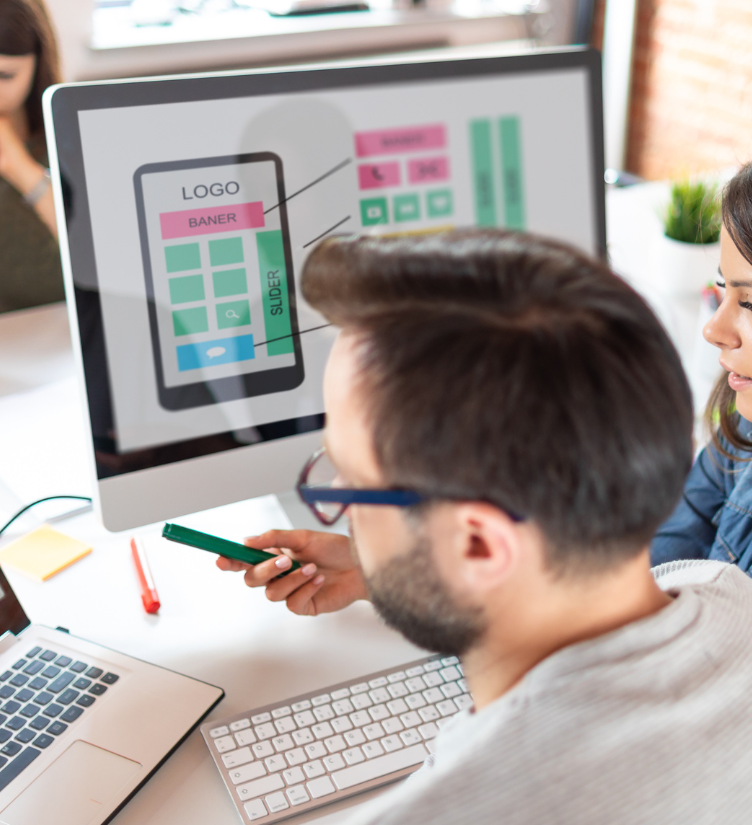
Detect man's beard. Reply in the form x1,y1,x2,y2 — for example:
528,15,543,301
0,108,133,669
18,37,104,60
358,532,485,657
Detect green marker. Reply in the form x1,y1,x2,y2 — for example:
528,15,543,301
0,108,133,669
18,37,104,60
162,523,301,577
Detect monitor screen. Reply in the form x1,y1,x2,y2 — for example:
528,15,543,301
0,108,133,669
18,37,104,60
45,48,605,528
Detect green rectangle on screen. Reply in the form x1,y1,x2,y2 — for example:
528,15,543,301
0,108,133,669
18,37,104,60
213,268,247,298
165,243,201,273
169,275,205,305
499,116,526,230
256,230,293,356
209,237,244,267
470,120,497,227
172,306,208,337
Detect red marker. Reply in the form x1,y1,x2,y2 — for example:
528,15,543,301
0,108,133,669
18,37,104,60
130,537,161,614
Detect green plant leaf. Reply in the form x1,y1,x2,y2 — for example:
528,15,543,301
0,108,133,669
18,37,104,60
662,179,721,244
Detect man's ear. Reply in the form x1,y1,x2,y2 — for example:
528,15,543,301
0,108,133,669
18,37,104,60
439,502,524,594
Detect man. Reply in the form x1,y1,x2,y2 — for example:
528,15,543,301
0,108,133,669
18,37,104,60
219,229,752,823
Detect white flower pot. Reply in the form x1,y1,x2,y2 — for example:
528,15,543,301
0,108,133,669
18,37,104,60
650,233,721,297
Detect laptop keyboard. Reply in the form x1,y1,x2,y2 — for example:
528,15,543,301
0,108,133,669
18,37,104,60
202,655,471,823
0,645,120,792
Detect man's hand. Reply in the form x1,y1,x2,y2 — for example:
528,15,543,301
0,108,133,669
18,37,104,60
216,529,368,616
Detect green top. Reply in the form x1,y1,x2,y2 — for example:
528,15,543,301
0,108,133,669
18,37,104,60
0,152,65,313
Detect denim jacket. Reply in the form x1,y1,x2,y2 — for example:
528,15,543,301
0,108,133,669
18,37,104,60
651,424,752,572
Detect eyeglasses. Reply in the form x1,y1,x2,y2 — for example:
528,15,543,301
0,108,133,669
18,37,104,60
295,447,525,527
296,448,424,526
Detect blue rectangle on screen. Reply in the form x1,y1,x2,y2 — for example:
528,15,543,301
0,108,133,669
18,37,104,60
176,334,255,371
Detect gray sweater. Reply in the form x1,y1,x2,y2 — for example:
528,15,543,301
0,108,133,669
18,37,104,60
349,560,752,824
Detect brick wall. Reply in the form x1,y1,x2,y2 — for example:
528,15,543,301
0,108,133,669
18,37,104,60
622,0,752,180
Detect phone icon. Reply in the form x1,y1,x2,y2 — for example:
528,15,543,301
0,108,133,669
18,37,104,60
134,152,304,411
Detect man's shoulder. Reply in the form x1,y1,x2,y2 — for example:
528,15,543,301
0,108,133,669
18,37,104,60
652,558,749,591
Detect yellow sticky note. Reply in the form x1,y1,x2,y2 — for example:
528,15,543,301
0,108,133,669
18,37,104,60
0,525,92,581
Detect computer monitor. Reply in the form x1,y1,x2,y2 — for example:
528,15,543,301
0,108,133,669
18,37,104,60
43,46,606,532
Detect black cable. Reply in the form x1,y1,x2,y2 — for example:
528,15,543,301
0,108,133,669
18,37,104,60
0,496,93,539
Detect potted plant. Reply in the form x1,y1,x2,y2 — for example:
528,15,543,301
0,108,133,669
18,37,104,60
652,178,722,296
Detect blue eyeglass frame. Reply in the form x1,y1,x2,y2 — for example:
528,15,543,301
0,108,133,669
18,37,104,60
295,447,524,526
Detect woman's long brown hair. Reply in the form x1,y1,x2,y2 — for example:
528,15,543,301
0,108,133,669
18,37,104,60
706,162,752,458
0,0,61,143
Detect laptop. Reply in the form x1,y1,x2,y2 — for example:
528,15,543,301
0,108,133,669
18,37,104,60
0,564,223,825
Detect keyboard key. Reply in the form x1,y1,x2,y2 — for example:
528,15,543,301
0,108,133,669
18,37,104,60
423,671,443,687
440,666,461,683
76,695,95,708
272,734,293,752
20,704,40,719
39,651,56,662
282,766,304,785
406,666,425,677
271,706,290,719
0,671,11,682
213,736,235,754
209,726,229,738
382,735,403,753
47,721,67,736
313,705,334,722
273,717,296,735
303,742,326,760
11,660,25,671
251,713,271,725
306,776,335,799
303,759,325,779
363,723,384,742
43,704,63,718
344,746,365,765
291,729,313,747
29,678,47,691
22,661,43,676
72,678,91,690
369,688,389,704
228,761,266,786
312,722,334,740
0,687,14,700
0,731,10,744
264,754,286,773
1,742,22,756
351,694,372,710
369,704,389,722
25,648,41,659
85,667,103,679
230,718,251,732
29,717,48,731
424,660,442,672
16,689,33,703
0,746,39,791
419,722,439,740
235,729,256,747
363,741,384,759
222,747,253,770
293,711,315,728
33,734,53,749
331,688,350,700
441,656,459,666
350,683,369,694
89,684,107,696
368,677,387,689
455,694,474,711
387,698,409,716
291,700,311,712
236,773,284,802
387,671,406,683
15,728,35,744
383,718,404,735
323,753,345,771
35,691,52,706
252,741,274,760
242,799,267,821
265,791,289,813
332,743,426,790
2,701,20,714
349,710,370,727
436,700,458,717
423,687,443,704
441,682,461,699
285,748,306,767
254,722,275,741
70,662,87,673
324,734,346,753
331,717,353,734
387,682,408,698
61,706,83,724
41,666,60,679
344,729,366,747
400,729,422,746
332,699,354,716
311,694,330,707
400,711,421,728
101,673,119,685
9,675,27,688
55,656,72,668
58,689,79,706
405,677,426,693
49,673,75,693
286,785,309,806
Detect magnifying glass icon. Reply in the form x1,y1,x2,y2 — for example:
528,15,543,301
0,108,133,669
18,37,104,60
226,310,240,320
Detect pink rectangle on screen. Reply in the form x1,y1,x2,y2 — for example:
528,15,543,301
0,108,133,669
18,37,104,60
355,125,446,158
407,156,450,184
160,202,265,240
358,162,401,190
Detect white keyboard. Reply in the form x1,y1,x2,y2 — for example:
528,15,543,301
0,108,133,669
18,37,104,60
201,654,472,823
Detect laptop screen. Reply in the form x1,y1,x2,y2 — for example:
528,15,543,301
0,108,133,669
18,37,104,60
0,568,30,637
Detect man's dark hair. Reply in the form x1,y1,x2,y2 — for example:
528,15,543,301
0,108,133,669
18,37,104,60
302,229,693,573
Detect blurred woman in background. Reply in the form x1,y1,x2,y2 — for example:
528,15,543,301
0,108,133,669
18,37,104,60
0,0,63,312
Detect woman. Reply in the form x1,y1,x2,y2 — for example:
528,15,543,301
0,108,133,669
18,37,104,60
0,0,64,312
652,162,752,571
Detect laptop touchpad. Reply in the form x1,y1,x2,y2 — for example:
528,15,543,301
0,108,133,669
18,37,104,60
0,740,141,825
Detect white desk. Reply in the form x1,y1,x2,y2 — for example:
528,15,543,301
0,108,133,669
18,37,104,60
0,305,422,825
